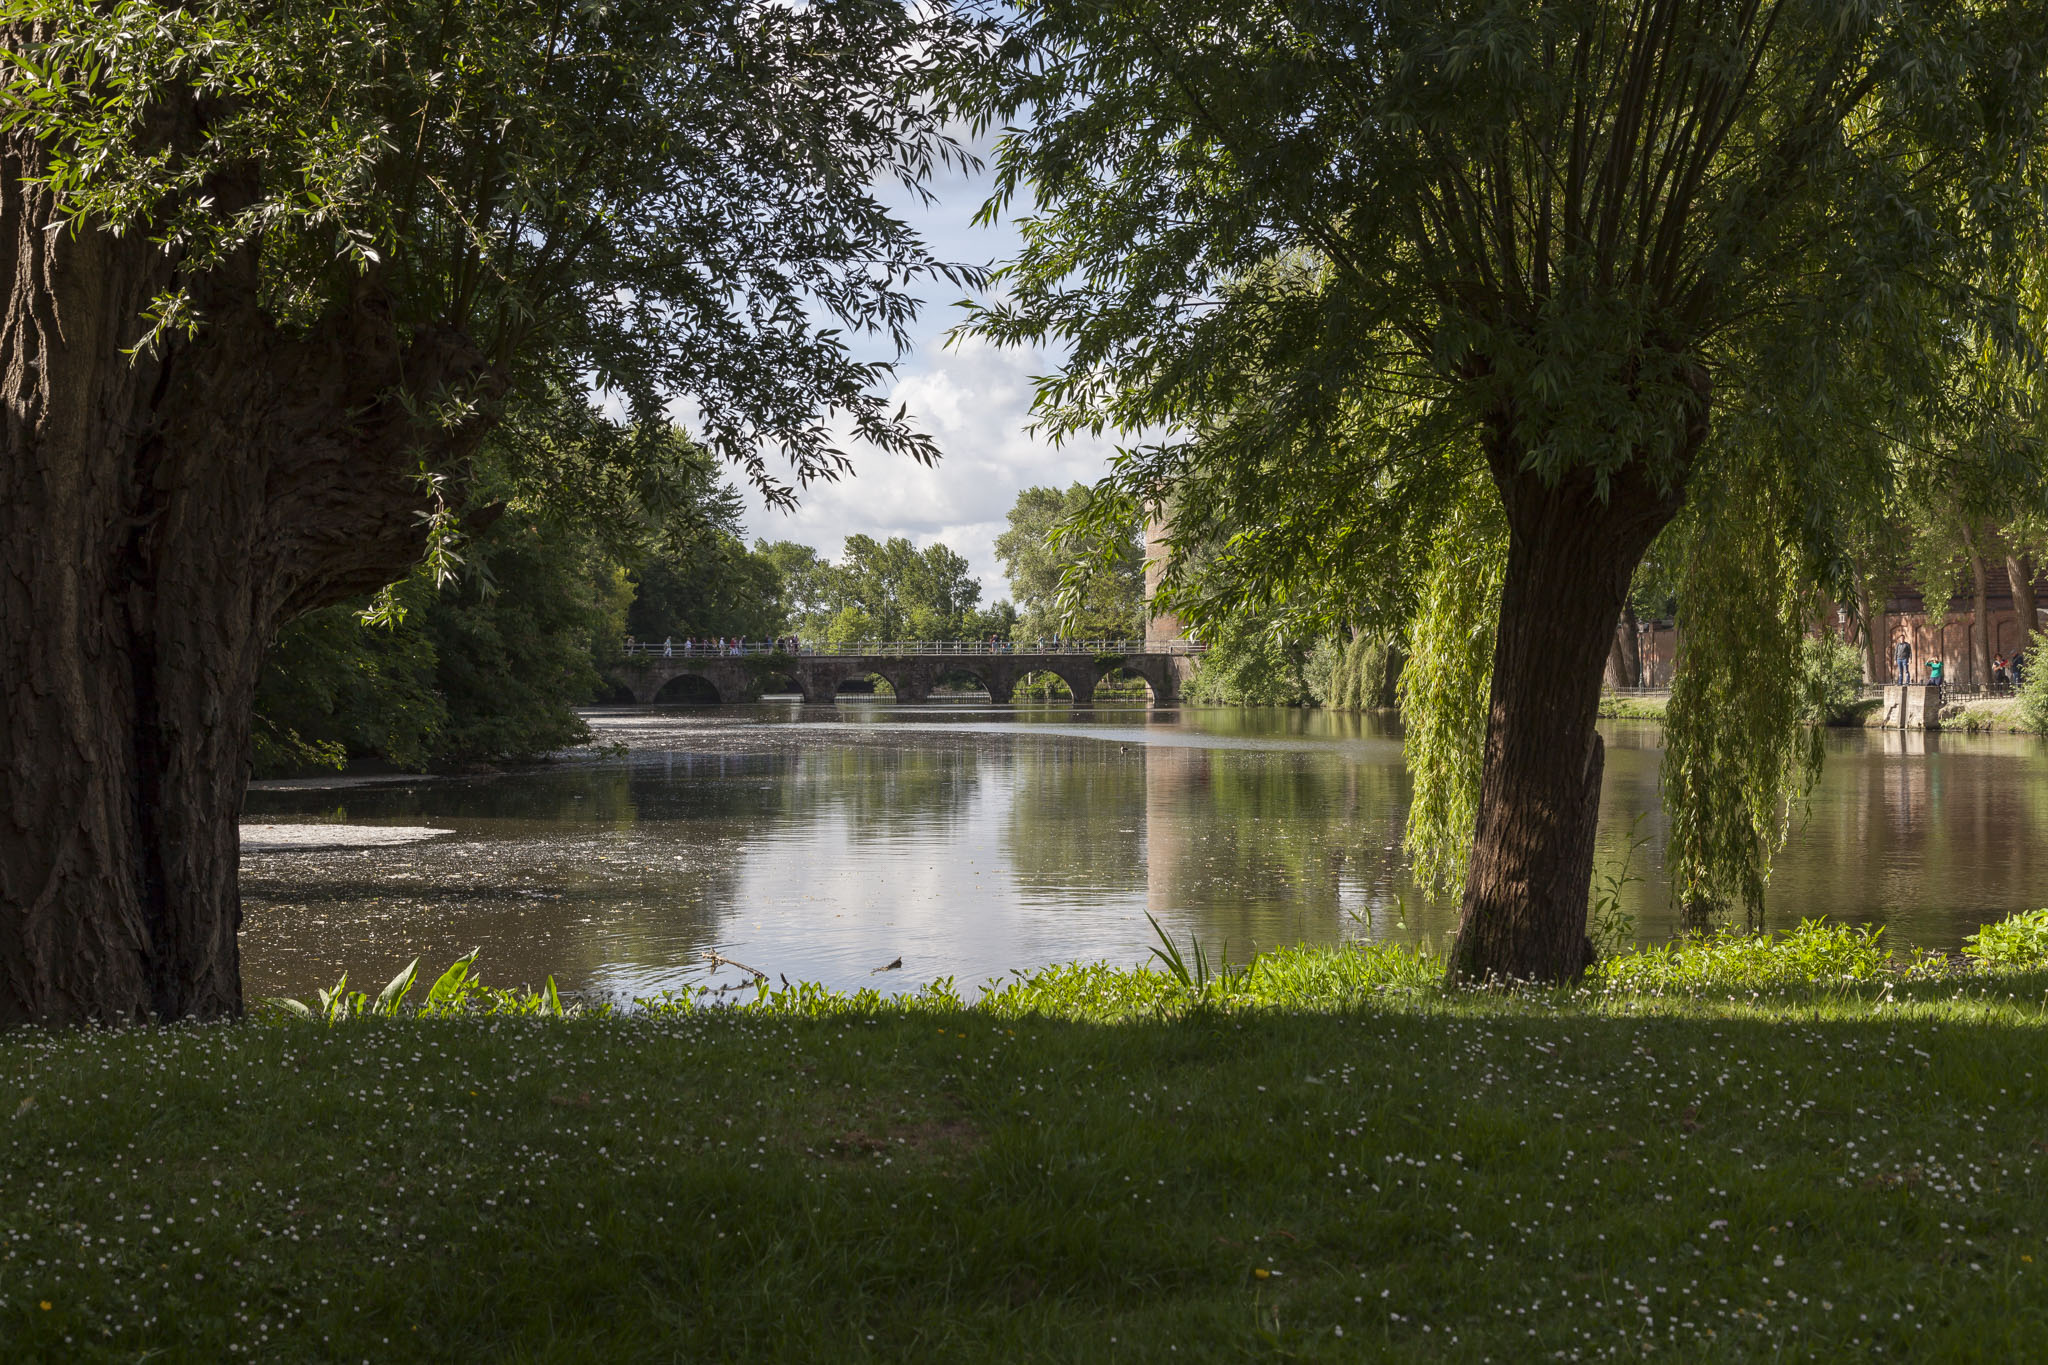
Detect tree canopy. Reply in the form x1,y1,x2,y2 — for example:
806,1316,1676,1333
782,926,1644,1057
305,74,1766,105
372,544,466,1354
769,535,1012,644
955,0,2048,979
0,0,987,1023
993,484,1145,640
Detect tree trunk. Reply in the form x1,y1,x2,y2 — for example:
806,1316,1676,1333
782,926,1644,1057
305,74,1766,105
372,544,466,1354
1854,573,1884,684
1964,531,1992,691
1604,601,1643,688
2008,553,2037,655
0,123,492,1025
1376,641,1405,709
1446,433,1690,986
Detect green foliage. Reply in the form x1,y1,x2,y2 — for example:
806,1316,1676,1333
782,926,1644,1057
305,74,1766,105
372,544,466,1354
1589,814,1651,959
1145,913,1222,997
2017,630,2048,733
835,535,985,641
1661,463,1830,926
19,933,2048,1362
1181,613,1308,706
1306,633,1399,711
754,542,835,629
993,484,1144,640
1805,635,1870,726
255,509,611,774
613,429,792,644
769,535,993,644
970,939,1440,1023
1594,921,1896,994
10,0,982,493
1964,908,2048,969
253,592,445,774
627,539,785,644
267,950,574,1022
1397,493,1505,898
422,528,605,764
951,0,2048,946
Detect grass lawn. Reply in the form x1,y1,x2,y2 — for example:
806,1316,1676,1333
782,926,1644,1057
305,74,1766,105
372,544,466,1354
6,926,2048,1362
1596,693,1669,720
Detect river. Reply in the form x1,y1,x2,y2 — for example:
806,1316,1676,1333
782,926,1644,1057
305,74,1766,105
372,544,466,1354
238,702,2048,1003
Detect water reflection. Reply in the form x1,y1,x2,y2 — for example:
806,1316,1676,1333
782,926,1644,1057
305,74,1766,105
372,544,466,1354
240,703,2048,1003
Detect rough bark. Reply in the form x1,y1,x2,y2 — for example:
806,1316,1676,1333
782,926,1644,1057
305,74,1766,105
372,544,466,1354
1604,602,1642,688
2007,553,2037,656
1446,428,1690,986
0,119,492,1025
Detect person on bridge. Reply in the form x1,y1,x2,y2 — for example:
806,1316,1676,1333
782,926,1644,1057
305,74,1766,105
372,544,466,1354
663,637,673,657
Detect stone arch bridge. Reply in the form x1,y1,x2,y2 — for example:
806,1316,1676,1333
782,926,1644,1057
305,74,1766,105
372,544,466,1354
613,641,1201,705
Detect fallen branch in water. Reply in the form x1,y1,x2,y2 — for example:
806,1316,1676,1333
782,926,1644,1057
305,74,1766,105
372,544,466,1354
701,950,770,982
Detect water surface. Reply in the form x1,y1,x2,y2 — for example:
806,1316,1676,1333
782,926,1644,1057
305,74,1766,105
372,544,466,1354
239,703,2048,1002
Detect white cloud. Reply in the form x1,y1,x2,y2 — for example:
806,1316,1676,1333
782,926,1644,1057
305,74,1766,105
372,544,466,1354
738,334,1119,602
719,140,1126,604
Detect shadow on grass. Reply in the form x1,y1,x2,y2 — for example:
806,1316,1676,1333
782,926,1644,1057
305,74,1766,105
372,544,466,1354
6,946,2048,1361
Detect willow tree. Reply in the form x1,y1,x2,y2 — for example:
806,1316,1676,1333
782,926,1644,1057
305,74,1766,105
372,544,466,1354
0,1,981,1025
957,0,2046,981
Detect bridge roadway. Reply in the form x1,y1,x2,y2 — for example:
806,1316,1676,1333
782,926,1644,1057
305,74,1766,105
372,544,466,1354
613,640,1202,704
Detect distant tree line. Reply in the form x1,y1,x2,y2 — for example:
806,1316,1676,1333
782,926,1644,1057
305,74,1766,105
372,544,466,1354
254,428,1036,774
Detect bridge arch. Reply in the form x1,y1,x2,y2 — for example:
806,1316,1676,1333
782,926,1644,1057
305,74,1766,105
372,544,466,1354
1097,664,1158,701
1012,665,1097,703
931,665,1009,702
866,666,930,703
752,671,812,703
653,672,724,705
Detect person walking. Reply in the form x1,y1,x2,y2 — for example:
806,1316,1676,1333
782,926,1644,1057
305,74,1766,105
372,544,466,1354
663,636,673,658
1893,634,1912,686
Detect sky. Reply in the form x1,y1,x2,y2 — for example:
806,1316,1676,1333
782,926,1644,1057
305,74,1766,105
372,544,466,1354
728,147,1120,606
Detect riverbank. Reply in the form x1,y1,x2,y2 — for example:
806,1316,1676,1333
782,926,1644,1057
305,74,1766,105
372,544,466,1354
1599,691,2031,732
7,922,2048,1361
1597,691,1669,719
1940,697,2035,732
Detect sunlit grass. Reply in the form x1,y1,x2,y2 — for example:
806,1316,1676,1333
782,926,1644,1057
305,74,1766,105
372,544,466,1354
5,916,2048,1360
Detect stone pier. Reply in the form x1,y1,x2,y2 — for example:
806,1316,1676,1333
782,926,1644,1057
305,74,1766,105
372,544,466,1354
1880,683,1942,731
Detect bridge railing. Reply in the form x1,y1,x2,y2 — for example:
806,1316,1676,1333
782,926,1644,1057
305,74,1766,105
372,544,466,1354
620,638,1206,658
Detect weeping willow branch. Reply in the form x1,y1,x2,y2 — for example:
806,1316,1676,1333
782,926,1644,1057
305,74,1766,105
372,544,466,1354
1398,488,1506,898
1662,460,1828,930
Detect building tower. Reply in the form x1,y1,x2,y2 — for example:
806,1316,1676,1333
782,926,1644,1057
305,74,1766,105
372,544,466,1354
1142,511,1184,646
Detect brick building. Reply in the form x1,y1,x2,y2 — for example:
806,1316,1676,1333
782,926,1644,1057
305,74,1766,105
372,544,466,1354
1608,562,2047,691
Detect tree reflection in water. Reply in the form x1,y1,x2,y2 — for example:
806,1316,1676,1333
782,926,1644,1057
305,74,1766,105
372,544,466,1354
241,705,2048,1004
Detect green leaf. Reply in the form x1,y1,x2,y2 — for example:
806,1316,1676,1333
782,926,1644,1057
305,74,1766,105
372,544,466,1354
374,958,420,1016
426,949,481,1009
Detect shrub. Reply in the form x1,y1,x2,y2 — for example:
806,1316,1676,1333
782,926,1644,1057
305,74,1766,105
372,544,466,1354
1596,920,1892,993
1802,634,1868,725
2017,630,2048,733
1964,908,2048,968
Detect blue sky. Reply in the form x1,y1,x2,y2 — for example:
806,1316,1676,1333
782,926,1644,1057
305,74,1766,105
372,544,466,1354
730,142,1120,606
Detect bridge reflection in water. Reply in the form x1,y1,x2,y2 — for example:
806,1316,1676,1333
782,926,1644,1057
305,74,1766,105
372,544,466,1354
613,639,1204,705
